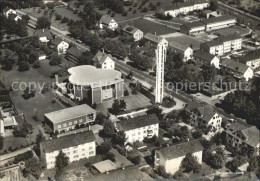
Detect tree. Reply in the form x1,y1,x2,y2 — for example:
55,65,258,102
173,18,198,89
226,155,248,172
102,120,116,137
16,20,28,37
29,51,39,64
68,21,88,38
105,152,115,162
209,0,218,11
56,14,62,20
55,151,69,173
146,106,163,120
36,16,51,29
113,131,126,146
210,148,225,169
97,142,111,155
202,65,217,82
13,120,33,138
18,61,30,72
181,153,201,173
0,136,3,150
120,99,126,110
24,157,43,179
22,14,30,23
49,54,62,66
110,99,121,114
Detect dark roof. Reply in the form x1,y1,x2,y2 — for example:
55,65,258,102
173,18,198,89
159,139,204,160
144,32,164,44
93,51,114,65
8,13,19,20
34,29,53,40
116,114,159,131
194,50,216,62
67,47,83,58
219,33,242,42
185,101,218,122
202,10,214,14
41,131,96,153
182,21,205,29
201,15,236,25
240,126,259,147
159,5,179,12
3,7,11,13
201,39,223,47
177,2,194,8
100,15,114,24
122,25,141,35
52,37,63,46
221,58,251,74
89,165,144,181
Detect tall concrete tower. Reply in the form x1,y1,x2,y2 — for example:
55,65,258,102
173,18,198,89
155,40,167,103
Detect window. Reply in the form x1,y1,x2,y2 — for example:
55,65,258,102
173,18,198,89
89,151,94,155
132,133,135,136
63,123,67,127
82,149,85,152
69,122,72,126
58,125,61,129
138,132,140,135
79,119,83,123
74,120,77,124
89,146,93,150
82,154,85,157
73,150,78,154
74,155,79,159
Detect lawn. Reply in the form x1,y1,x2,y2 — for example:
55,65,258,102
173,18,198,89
119,18,177,35
1,60,65,150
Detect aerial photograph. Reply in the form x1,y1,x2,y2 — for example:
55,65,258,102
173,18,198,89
0,0,259,180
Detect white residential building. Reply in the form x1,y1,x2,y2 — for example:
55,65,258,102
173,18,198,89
115,114,159,144
52,37,69,54
40,131,96,169
169,42,193,62
194,50,220,69
221,58,254,81
200,39,224,56
93,51,115,70
185,102,222,131
99,15,118,31
122,25,143,41
3,7,16,18
180,21,206,35
154,139,204,174
34,29,53,43
219,33,242,53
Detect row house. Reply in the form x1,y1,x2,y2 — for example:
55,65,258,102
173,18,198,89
225,122,259,156
154,139,204,174
44,104,96,133
115,114,159,144
201,15,237,32
184,102,222,131
40,131,96,169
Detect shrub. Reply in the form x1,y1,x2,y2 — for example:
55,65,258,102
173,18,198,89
105,152,116,162
14,151,33,164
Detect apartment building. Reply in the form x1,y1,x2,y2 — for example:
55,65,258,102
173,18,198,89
154,139,203,174
225,122,259,156
201,15,237,32
44,104,96,133
185,102,222,131
200,39,224,56
40,131,96,169
115,114,159,144
219,33,242,53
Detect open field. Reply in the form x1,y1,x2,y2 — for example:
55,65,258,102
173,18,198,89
119,18,177,35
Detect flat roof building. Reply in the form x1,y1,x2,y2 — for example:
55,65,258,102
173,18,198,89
180,21,205,35
68,65,124,104
44,104,96,133
201,15,237,32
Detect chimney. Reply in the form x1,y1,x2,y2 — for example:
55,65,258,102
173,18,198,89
55,74,59,84
43,29,44,32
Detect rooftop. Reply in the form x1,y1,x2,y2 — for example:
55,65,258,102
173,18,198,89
181,21,205,29
144,32,165,44
240,126,259,147
116,114,159,131
185,101,218,122
100,15,114,25
90,165,144,181
161,32,203,50
194,50,216,61
52,37,63,46
122,25,141,35
93,160,117,173
44,104,96,124
41,131,96,153
34,29,53,40
159,139,204,160
221,58,251,74
219,33,242,42
93,51,114,65
201,39,223,47
68,65,123,87
201,15,236,25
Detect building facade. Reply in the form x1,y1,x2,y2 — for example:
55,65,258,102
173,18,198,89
52,38,69,54
40,131,96,169
194,50,220,68
44,104,96,133
115,114,159,144
122,25,143,41
154,140,203,174
201,15,237,32
99,15,118,30
93,51,115,70
180,22,205,35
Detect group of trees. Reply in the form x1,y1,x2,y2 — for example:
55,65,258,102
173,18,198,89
13,120,33,138
109,99,126,114
128,51,152,71
36,16,51,29
0,135,4,150
180,153,202,173
95,0,124,14
55,151,69,180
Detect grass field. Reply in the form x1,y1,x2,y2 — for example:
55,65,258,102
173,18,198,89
119,18,177,35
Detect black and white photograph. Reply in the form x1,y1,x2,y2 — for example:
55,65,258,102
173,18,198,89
0,0,259,180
